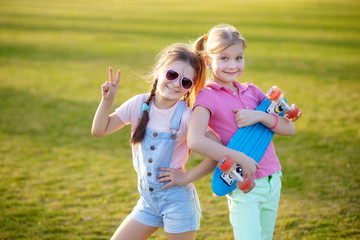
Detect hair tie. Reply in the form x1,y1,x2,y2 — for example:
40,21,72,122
142,103,150,111
269,114,278,130
203,34,208,40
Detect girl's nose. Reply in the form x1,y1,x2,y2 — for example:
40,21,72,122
228,60,236,68
177,78,182,88
168,78,182,89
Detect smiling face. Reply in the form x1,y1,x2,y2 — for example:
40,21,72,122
155,60,195,109
208,42,245,88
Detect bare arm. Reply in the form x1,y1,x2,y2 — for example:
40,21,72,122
157,158,217,189
187,106,258,178
233,109,295,136
91,67,126,137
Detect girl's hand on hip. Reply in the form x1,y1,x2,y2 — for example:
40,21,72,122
101,67,121,100
157,167,188,189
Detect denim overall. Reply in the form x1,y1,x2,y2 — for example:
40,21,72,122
130,99,201,234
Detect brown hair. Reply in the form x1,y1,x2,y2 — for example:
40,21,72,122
131,43,206,144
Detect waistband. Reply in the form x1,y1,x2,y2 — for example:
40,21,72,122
254,170,282,182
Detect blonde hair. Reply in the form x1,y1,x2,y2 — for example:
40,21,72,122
131,43,206,144
205,24,247,54
193,24,248,66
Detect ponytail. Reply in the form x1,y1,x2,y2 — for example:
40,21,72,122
190,35,207,105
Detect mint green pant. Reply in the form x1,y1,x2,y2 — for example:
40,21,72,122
227,171,282,240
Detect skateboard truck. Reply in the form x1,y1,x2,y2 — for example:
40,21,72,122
266,86,302,122
217,156,255,194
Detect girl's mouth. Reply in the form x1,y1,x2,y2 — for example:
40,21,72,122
224,71,237,75
167,85,179,93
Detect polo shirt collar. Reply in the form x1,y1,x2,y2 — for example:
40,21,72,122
206,80,247,93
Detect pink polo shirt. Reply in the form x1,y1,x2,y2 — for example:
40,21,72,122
194,81,281,179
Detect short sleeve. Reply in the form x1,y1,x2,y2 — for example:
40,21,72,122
246,83,266,106
193,88,215,116
115,94,146,125
254,84,266,105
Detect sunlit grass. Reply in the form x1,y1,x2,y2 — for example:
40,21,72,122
1,0,359,239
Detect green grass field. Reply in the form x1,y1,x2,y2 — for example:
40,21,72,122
1,0,359,239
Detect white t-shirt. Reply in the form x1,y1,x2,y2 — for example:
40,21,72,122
115,94,192,171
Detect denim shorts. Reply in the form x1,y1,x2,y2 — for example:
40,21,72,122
130,183,201,234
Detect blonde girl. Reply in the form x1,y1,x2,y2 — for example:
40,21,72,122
189,24,295,240
161,24,295,239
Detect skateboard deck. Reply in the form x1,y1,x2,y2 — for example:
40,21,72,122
211,97,285,196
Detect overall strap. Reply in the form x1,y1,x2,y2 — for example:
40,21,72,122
169,101,187,138
166,100,187,167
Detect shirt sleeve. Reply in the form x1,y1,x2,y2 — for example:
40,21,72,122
115,94,145,125
193,88,215,116
249,83,266,105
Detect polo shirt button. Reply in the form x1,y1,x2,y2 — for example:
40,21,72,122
148,158,153,163
149,187,154,191
150,146,155,150
147,172,152,176
153,132,158,137
233,92,236,95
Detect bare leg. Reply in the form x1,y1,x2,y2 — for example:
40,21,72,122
166,231,197,240
110,215,158,240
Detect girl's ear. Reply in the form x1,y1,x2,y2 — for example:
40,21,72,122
204,55,212,69
154,65,163,80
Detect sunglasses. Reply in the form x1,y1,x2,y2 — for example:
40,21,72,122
165,70,194,90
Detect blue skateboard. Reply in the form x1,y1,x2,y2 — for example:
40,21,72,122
212,86,302,196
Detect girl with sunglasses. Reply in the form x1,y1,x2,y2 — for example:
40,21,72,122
91,43,217,240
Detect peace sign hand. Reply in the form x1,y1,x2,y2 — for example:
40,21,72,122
101,67,121,100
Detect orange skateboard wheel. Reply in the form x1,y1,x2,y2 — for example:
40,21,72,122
218,156,234,172
266,86,283,102
237,177,255,193
285,104,302,122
